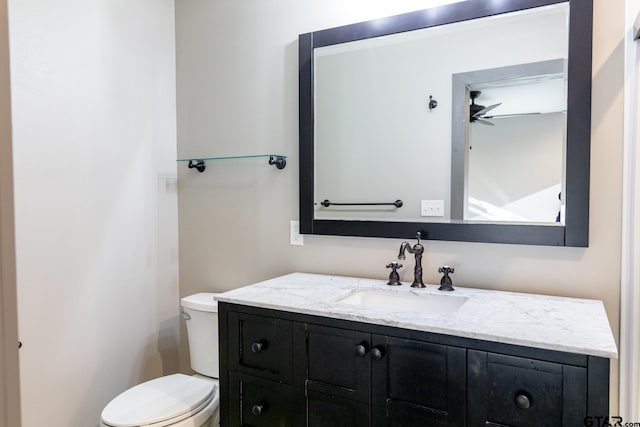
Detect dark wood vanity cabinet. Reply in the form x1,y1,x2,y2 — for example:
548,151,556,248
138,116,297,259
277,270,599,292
306,324,371,403
219,303,609,427
305,326,466,426
370,335,466,426
228,372,305,427
467,351,589,427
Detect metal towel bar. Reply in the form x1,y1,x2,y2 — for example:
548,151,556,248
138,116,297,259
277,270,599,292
320,199,403,208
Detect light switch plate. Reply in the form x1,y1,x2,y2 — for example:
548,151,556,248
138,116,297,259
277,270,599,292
421,200,444,217
290,220,304,245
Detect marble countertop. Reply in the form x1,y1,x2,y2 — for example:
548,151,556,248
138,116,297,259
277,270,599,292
216,272,618,359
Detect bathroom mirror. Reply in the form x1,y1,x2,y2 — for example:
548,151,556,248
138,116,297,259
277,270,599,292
299,0,592,246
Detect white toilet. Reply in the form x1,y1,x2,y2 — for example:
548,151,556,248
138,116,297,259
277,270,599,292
100,293,221,427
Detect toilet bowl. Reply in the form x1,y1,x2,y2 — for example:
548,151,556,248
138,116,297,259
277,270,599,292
101,294,221,427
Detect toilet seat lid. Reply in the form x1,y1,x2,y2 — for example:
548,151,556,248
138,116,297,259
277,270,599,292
101,374,216,427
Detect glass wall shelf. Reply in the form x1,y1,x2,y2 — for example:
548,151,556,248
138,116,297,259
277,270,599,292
177,154,287,172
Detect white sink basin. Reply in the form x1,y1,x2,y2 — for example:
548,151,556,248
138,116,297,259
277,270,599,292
336,289,468,314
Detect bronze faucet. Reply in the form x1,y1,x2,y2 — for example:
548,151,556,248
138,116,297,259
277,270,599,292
398,232,425,288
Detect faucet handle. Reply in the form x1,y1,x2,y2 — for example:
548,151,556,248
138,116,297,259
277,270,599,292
386,262,403,286
386,262,403,270
438,266,454,274
438,266,455,291
416,231,422,242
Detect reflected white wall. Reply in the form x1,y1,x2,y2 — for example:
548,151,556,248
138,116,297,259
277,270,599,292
468,113,564,222
313,6,567,221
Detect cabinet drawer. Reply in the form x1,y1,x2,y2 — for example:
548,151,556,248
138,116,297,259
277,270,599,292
228,373,304,427
307,390,369,427
468,351,587,427
229,312,293,383
306,324,371,403
371,402,451,427
371,335,466,426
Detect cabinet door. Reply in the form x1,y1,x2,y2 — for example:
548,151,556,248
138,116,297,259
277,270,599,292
370,335,466,426
307,390,370,427
228,372,305,427
228,312,293,383
306,324,371,403
467,350,587,427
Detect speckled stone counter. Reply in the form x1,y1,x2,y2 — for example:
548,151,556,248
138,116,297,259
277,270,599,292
216,272,617,358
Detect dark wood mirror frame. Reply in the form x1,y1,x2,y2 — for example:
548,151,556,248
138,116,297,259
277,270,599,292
299,0,592,246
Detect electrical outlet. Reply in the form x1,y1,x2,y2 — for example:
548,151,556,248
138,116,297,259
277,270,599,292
290,220,304,246
421,200,444,217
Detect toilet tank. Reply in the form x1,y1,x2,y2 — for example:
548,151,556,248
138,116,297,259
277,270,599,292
180,293,219,378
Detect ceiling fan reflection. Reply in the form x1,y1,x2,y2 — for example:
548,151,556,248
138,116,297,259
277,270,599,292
470,90,555,125
469,90,500,126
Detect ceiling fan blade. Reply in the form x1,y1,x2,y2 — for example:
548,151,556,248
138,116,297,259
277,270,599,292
472,102,502,118
476,118,495,126
485,112,542,119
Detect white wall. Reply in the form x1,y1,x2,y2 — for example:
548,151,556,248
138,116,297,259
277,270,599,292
176,0,624,409
469,113,564,222
8,1,179,426
0,0,20,425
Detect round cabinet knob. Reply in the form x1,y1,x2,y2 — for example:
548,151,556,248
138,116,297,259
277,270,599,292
251,341,264,353
371,347,384,361
251,404,264,416
355,344,368,357
515,393,531,409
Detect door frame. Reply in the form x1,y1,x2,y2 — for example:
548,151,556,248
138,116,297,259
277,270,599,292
0,0,20,424
620,1,640,419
